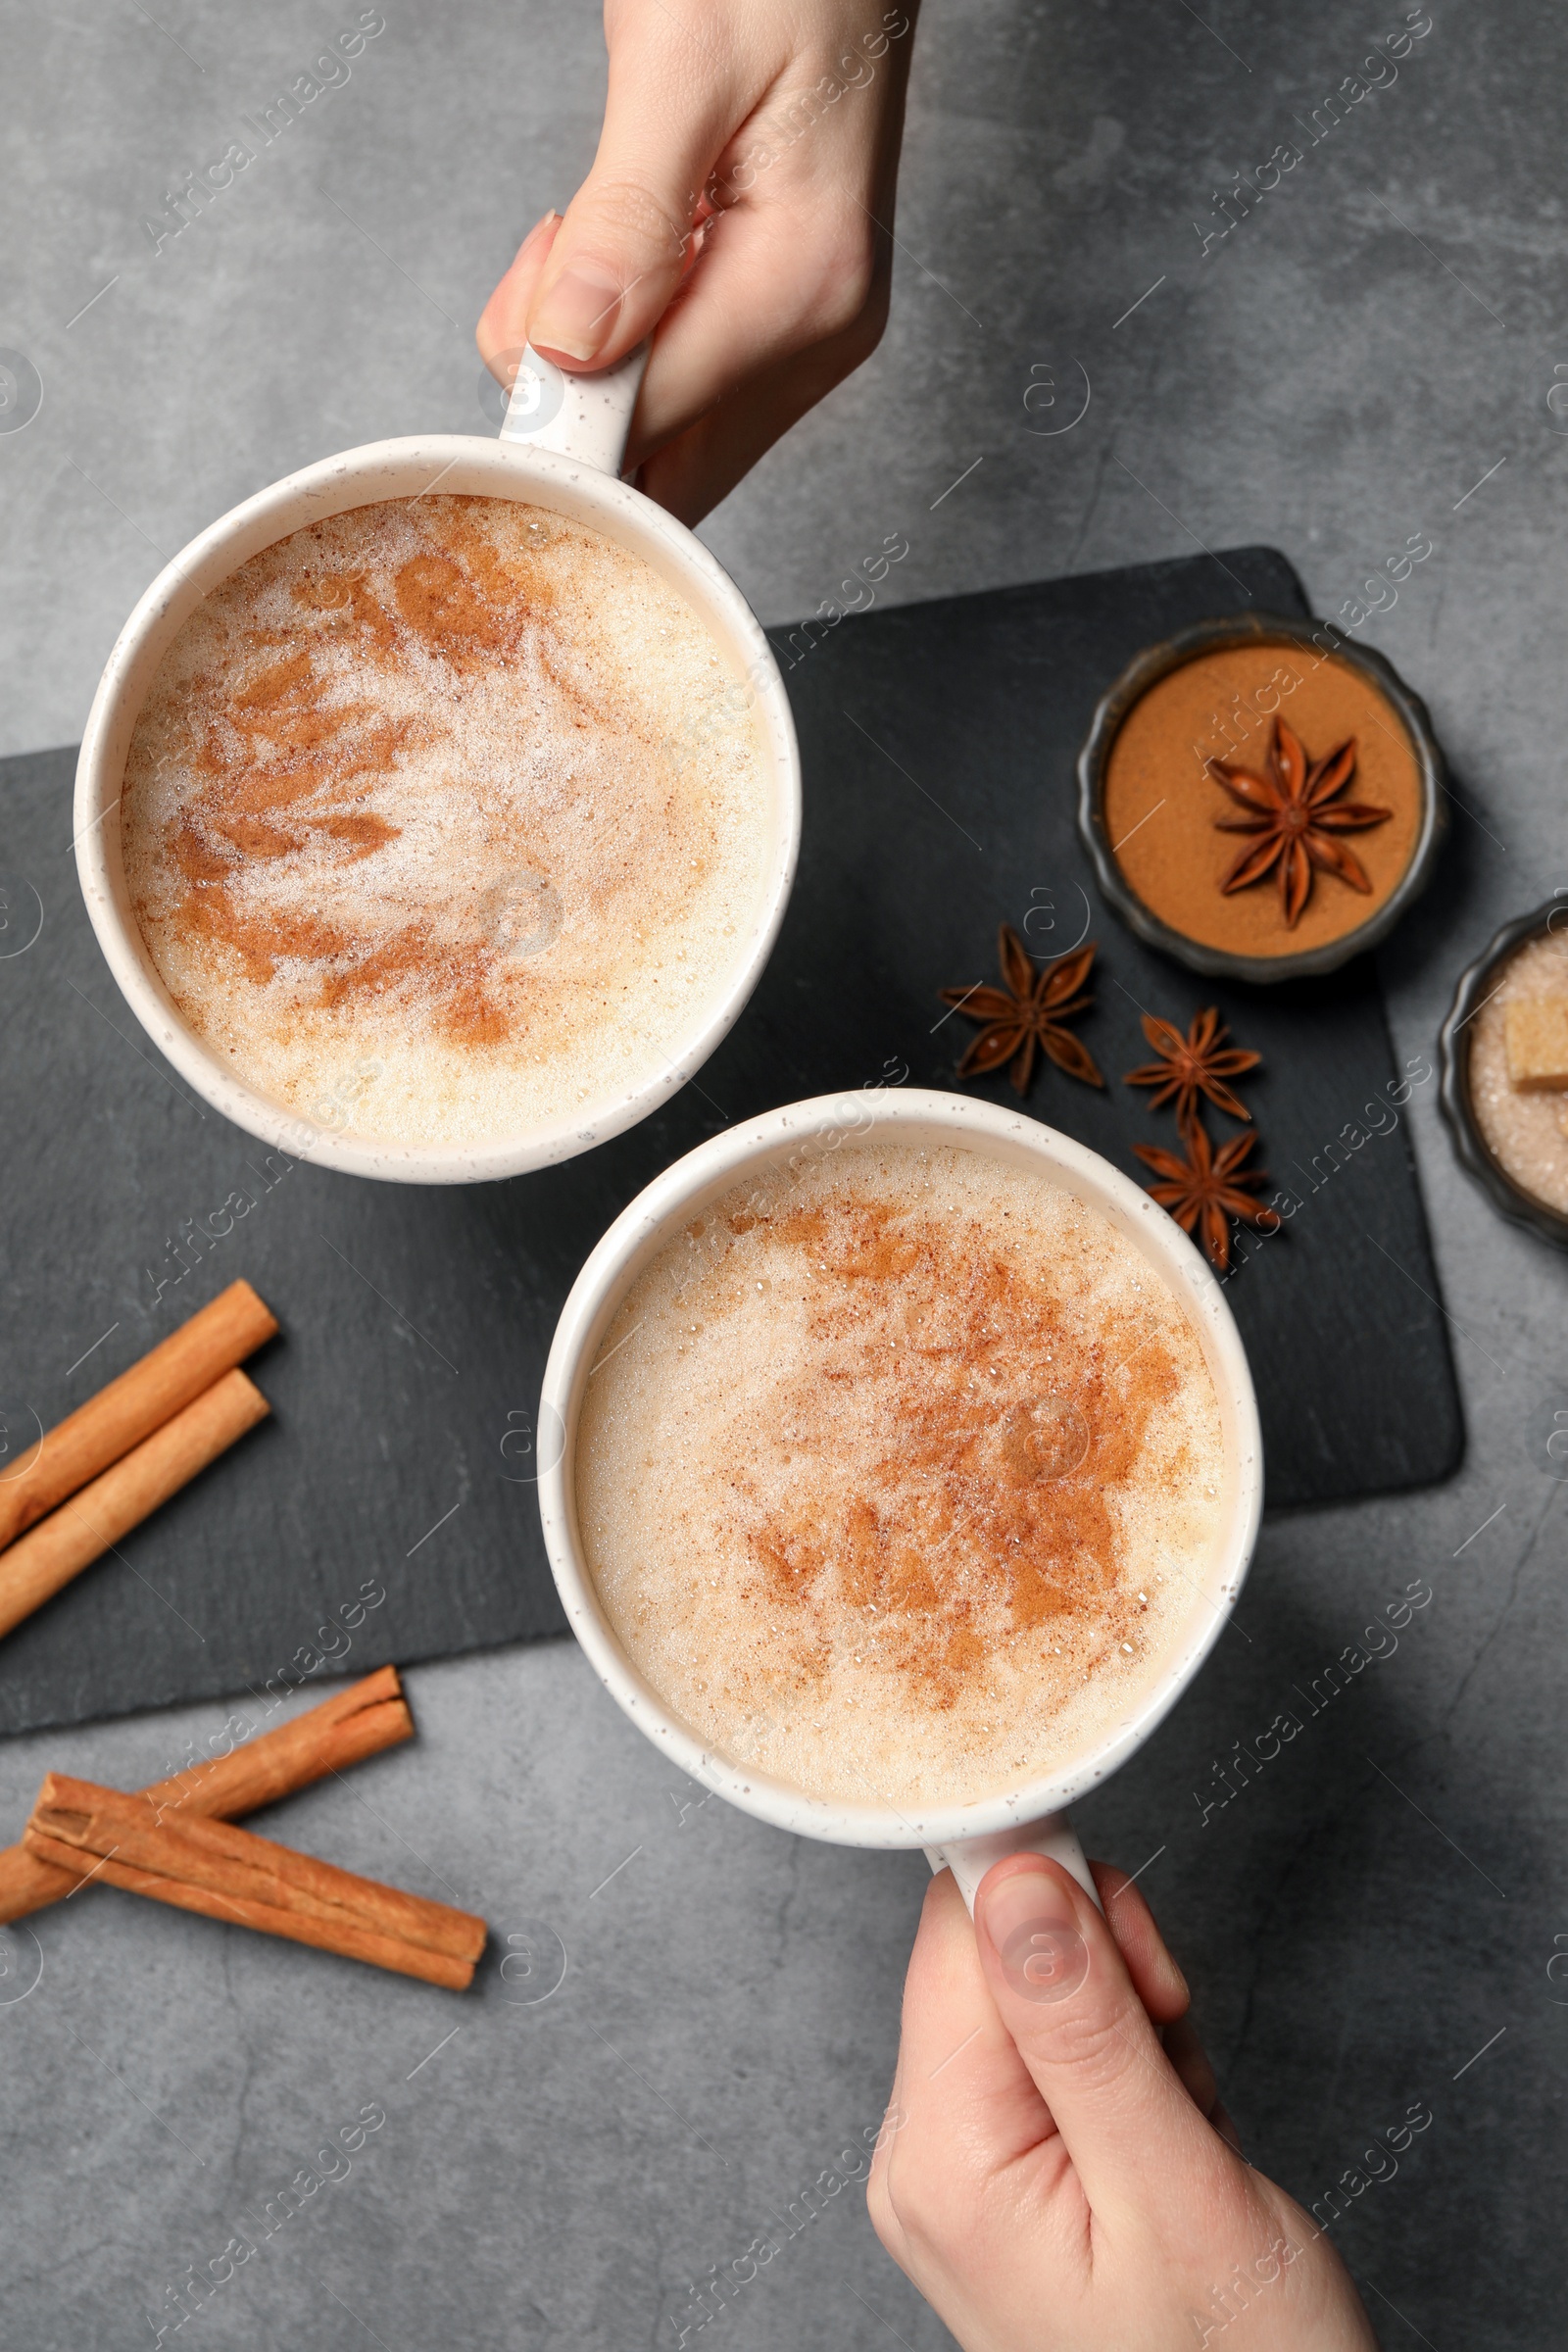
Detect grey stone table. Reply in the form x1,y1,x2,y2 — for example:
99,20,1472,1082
1,3,1563,2344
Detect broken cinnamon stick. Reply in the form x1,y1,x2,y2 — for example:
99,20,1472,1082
0,1367,269,1643
0,1279,276,1553
25,1772,485,1992
0,1665,413,1925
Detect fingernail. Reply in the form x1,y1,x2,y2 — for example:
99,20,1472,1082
978,1864,1090,2006
522,207,560,247
530,260,625,364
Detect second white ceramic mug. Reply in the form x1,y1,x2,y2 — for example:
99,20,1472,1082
536,1088,1263,1910
73,344,800,1183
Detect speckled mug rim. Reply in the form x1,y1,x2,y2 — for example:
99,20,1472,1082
73,436,801,1185
1076,612,1448,984
1439,900,1568,1250
536,1087,1263,1852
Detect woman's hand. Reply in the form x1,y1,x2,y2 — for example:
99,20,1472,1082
868,1854,1379,2351
477,1,918,522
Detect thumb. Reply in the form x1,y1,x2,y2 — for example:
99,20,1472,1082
974,1856,1231,2221
528,30,742,368
476,210,563,383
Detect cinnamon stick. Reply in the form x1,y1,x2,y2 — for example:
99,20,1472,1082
0,1665,413,1926
0,1367,269,1643
25,1773,485,1992
0,1279,276,1553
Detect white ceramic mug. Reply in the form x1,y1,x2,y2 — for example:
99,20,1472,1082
73,344,800,1183
537,1088,1263,1910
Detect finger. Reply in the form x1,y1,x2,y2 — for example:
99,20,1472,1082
887,1868,1064,2165
973,1855,1234,2223
632,301,884,523
527,22,751,368
1161,2016,1219,2117
870,1869,1085,2284
627,106,897,458
1091,1859,1191,2028
1210,2101,1246,2158
624,44,912,518
624,210,887,515
866,2049,913,2268
476,212,563,381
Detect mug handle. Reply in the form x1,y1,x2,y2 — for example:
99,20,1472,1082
499,340,650,476
925,1811,1104,1917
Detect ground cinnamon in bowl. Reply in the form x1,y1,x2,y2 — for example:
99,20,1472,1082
1078,616,1446,983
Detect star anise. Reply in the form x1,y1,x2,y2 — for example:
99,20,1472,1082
940,925,1104,1097
1133,1125,1278,1271
1209,717,1391,928
1124,1006,1261,1142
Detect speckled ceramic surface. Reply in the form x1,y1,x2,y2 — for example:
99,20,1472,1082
74,436,801,1183
538,1090,1260,1880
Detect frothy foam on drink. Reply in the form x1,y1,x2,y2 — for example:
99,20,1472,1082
576,1142,1230,1811
121,496,772,1150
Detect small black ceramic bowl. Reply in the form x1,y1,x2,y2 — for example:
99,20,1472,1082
1439,901,1568,1252
1076,612,1448,984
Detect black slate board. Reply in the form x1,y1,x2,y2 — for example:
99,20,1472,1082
0,544,1462,1737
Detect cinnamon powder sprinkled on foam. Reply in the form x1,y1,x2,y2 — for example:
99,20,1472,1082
576,1144,1229,1810
121,496,771,1148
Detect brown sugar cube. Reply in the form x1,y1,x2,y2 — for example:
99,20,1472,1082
1504,1000,1568,1090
